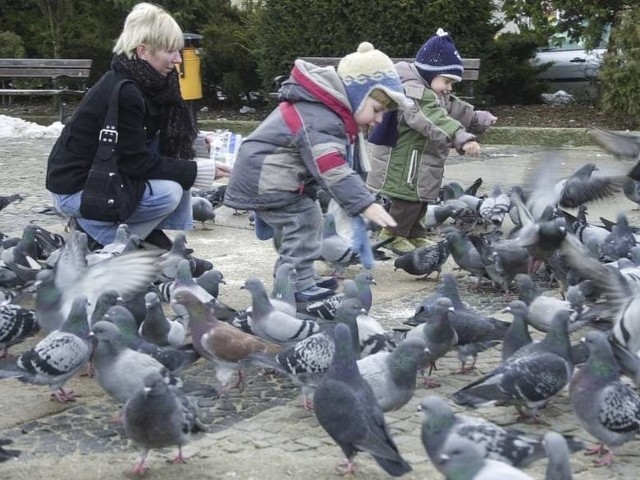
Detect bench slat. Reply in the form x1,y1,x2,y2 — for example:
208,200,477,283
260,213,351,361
0,89,85,96
0,58,92,68
0,68,91,78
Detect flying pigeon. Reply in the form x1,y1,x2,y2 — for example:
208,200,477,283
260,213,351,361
320,212,357,276
123,371,207,475
569,330,640,466
313,323,412,476
589,126,640,181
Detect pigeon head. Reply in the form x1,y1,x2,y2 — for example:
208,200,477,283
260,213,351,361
582,331,619,379
142,371,168,396
103,306,138,339
418,395,455,432
144,291,161,308
61,295,90,337
437,437,484,478
92,320,128,350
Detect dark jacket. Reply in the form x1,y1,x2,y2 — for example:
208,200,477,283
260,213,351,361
46,69,198,209
223,60,375,216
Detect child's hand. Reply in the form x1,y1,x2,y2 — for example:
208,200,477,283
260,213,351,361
362,203,397,228
475,110,497,127
462,141,481,156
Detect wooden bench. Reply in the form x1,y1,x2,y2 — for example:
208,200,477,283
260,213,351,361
0,58,92,121
273,57,480,100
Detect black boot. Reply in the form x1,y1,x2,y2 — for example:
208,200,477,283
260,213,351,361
143,230,173,250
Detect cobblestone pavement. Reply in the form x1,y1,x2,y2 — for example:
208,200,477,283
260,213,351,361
0,137,639,479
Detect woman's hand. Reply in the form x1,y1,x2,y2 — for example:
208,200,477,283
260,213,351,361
361,203,397,228
215,163,232,179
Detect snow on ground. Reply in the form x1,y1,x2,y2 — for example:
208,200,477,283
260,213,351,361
0,115,63,139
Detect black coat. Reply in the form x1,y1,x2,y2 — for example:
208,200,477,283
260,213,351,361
46,69,197,210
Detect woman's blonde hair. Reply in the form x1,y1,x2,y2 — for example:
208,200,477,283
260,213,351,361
370,89,398,111
113,3,184,58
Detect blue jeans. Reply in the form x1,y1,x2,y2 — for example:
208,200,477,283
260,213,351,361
51,179,193,245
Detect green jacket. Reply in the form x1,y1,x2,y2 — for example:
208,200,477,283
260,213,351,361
367,62,485,203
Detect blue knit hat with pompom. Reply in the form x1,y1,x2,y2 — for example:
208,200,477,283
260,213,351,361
414,28,463,85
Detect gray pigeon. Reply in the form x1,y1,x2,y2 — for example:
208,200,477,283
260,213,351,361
623,177,640,210
393,239,450,279
191,196,216,229
139,291,186,347
270,262,297,315
10,295,92,402
248,298,362,410
313,322,412,476
501,300,533,361
436,436,534,480
599,212,637,261
589,126,640,181
123,371,206,475
357,337,429,412
35,246,162,333
424,203,461,231
242,277,320,346
90,289,121,327
85,223,132,266
569,330,640,466
452,310,573,421
0,438,20,462
91,320,180,404
443,229,487,287
543,431,574,480
303,271,376,320
419,395,583,468
478,184,511,227
103,305,200,374
404,297,457,387
320,212,356,276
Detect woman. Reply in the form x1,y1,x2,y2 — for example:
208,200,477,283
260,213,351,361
46,2,229,250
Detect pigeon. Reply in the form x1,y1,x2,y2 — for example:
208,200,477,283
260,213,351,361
242,277,320,346
90,289,121,327
0,193,23,212
404,297,457,387
452,310,573,421
443,229,487,287
103,305,200,373
424,204,461,231
313,322,412,476
357,337,429,412
436,436,534,480
91,320,180,404
170,289,281,390
599,212,637,261
303,271,376,320
1,225,42,283
418,395,583,468
622,178,640,210
478,184,511,227
248,298,362,410
35,246,162,333
501,300,533,361
85,223,132,266
468,232,530,295
514,273,594,333
8,295,92,402
569,330,640,466
191,196,216,228
156,259,219,305
543,431,574,480
0,303,39,358
525,158,624,219
393,239,450,279
123,371,207,475
158,233,195,282
589,126,640,181
191,184,227,209
139,291,186,347
0,438,20,462
320,212,357,276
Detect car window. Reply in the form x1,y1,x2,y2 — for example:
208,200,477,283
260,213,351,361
542,25,610,52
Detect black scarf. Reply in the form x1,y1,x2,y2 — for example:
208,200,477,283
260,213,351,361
112,54,197,160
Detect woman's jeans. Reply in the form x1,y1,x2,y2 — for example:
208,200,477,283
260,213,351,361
51,179,193,246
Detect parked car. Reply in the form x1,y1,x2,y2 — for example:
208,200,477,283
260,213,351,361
532,26,610,98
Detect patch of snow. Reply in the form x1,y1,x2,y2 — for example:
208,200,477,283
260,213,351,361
0,115,63,139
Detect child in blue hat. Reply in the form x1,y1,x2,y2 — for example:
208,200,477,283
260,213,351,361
367,28,497,254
